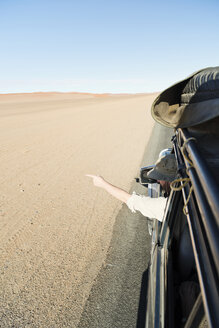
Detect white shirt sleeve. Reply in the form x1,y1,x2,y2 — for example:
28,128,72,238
126,192,167,222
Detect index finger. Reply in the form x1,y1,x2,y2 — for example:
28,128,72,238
85,174,96,178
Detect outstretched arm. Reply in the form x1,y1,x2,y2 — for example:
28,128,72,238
86,174,131,203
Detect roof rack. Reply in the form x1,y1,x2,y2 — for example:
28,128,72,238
172,128,219,328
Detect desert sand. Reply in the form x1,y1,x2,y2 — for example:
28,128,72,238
0,92,156,327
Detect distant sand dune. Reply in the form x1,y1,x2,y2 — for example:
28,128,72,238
0,92,157,327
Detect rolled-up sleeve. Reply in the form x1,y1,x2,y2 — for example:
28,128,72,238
126,192,167,222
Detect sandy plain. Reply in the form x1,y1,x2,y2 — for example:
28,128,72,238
0,92,156,327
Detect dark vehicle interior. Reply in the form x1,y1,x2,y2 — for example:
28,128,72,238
143,128,218,328
141,67,219,328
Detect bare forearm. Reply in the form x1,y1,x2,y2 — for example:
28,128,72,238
86,174,131,203
101,180,131,203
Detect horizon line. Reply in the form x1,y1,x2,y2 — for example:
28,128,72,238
0,90,160,96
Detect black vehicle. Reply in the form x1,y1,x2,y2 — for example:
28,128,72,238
138,67,219,328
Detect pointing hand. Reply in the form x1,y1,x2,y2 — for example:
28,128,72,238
86,174,105,188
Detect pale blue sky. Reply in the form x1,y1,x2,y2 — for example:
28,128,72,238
1,0,219,93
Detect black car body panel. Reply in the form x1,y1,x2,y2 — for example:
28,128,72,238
144,128,219,328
